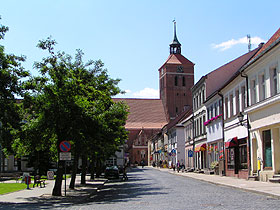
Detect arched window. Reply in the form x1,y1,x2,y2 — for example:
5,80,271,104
175,76,178,86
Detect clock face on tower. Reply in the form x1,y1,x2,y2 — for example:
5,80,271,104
177,66,183,72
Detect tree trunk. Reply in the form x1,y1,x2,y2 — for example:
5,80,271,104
96,157,102,178
69,150,79,189
90,154,95,180
81,154,87,185
52,159,64,196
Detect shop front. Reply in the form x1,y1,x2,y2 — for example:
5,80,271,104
194,143,206,170
225,137,249,179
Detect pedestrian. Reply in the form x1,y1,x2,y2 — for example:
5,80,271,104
181,163,185,172
177,161,180,173
122,165,128,181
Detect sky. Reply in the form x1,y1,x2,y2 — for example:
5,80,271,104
1,0,279,99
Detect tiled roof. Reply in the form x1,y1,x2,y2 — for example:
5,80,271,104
205,47,260,98
166,106,192,130
252,28,280,59
159,54,194,70
113,98,167,129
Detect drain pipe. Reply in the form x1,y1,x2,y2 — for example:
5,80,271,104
240,72,251,177
192,113,195,170
218,92,225,176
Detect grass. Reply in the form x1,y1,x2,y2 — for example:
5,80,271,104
0,183,27,195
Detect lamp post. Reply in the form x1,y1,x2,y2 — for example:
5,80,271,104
237,111,251,177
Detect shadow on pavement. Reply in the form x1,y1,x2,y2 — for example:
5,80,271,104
0,168,167,210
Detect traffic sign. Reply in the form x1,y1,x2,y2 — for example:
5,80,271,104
59,141,71,152
59,152,71,160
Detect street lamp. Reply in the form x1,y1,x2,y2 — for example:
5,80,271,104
237,112,244,126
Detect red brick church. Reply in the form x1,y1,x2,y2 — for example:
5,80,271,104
114,22,194,165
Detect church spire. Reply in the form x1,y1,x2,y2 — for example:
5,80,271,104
170,20,181,54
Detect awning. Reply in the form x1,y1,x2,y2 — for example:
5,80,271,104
195,143,206,152
225,137,238,148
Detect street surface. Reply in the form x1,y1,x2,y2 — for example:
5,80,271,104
1,167,280,209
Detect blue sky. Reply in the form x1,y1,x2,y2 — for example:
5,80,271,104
1,0,279,98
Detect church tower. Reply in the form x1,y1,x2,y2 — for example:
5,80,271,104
159,21,194,121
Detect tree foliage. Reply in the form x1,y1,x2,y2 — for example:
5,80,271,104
15,37,128,196
0,18,29,155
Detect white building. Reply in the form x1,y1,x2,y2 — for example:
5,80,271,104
241,28,280,182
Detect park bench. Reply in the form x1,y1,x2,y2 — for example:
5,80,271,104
33,175,46,188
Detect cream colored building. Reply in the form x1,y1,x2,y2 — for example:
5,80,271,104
242,28,280,182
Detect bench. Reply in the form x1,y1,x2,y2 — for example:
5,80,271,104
33,175,46,188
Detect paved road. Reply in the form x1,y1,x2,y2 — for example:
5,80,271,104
66,167,280,210
1,167,280,209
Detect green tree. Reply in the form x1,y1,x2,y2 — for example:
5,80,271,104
18,37,128,196
0,18,29,165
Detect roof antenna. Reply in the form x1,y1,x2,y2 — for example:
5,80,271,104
247,34,251,52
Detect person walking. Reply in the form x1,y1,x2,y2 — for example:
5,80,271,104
122,165,128,181
176,160,180,173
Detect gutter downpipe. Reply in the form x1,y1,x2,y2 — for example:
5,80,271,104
218,92,225,176
240,72,251,178
192,113,195,170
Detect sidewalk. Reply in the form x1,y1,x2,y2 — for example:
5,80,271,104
155,167,280,198
0,175,106,204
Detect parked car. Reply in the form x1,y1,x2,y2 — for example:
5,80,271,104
105,165,119,179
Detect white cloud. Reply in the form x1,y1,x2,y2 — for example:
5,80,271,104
132,88,159,98
124,89,131,94
212,36,266,51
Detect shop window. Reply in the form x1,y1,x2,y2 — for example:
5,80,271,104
263,130,272,168
239,139,247,169
227,148,235,169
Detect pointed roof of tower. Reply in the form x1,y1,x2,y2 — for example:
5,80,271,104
159,54,194,70
170,21,181,46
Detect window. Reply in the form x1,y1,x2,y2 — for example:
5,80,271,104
175,76,178,86
214,103,217,116
241,86,246,111
193,98,196,109
202,89,205,103
251,79,257,105
196,95,199,108
182,76,185,86
239,138,247,169
219,99,222,115
207,108,210,120
199,92,202,106
225,97,228,119
199,117,202,135
235,89,240,115
263,130,272,168
227,148,235,169
259,73,266,101
203,115,206,134
229,94,233,117
176,107,178,113
270,67,278,96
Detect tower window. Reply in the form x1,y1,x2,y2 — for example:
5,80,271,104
182,76,185,86
175,76,178,86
